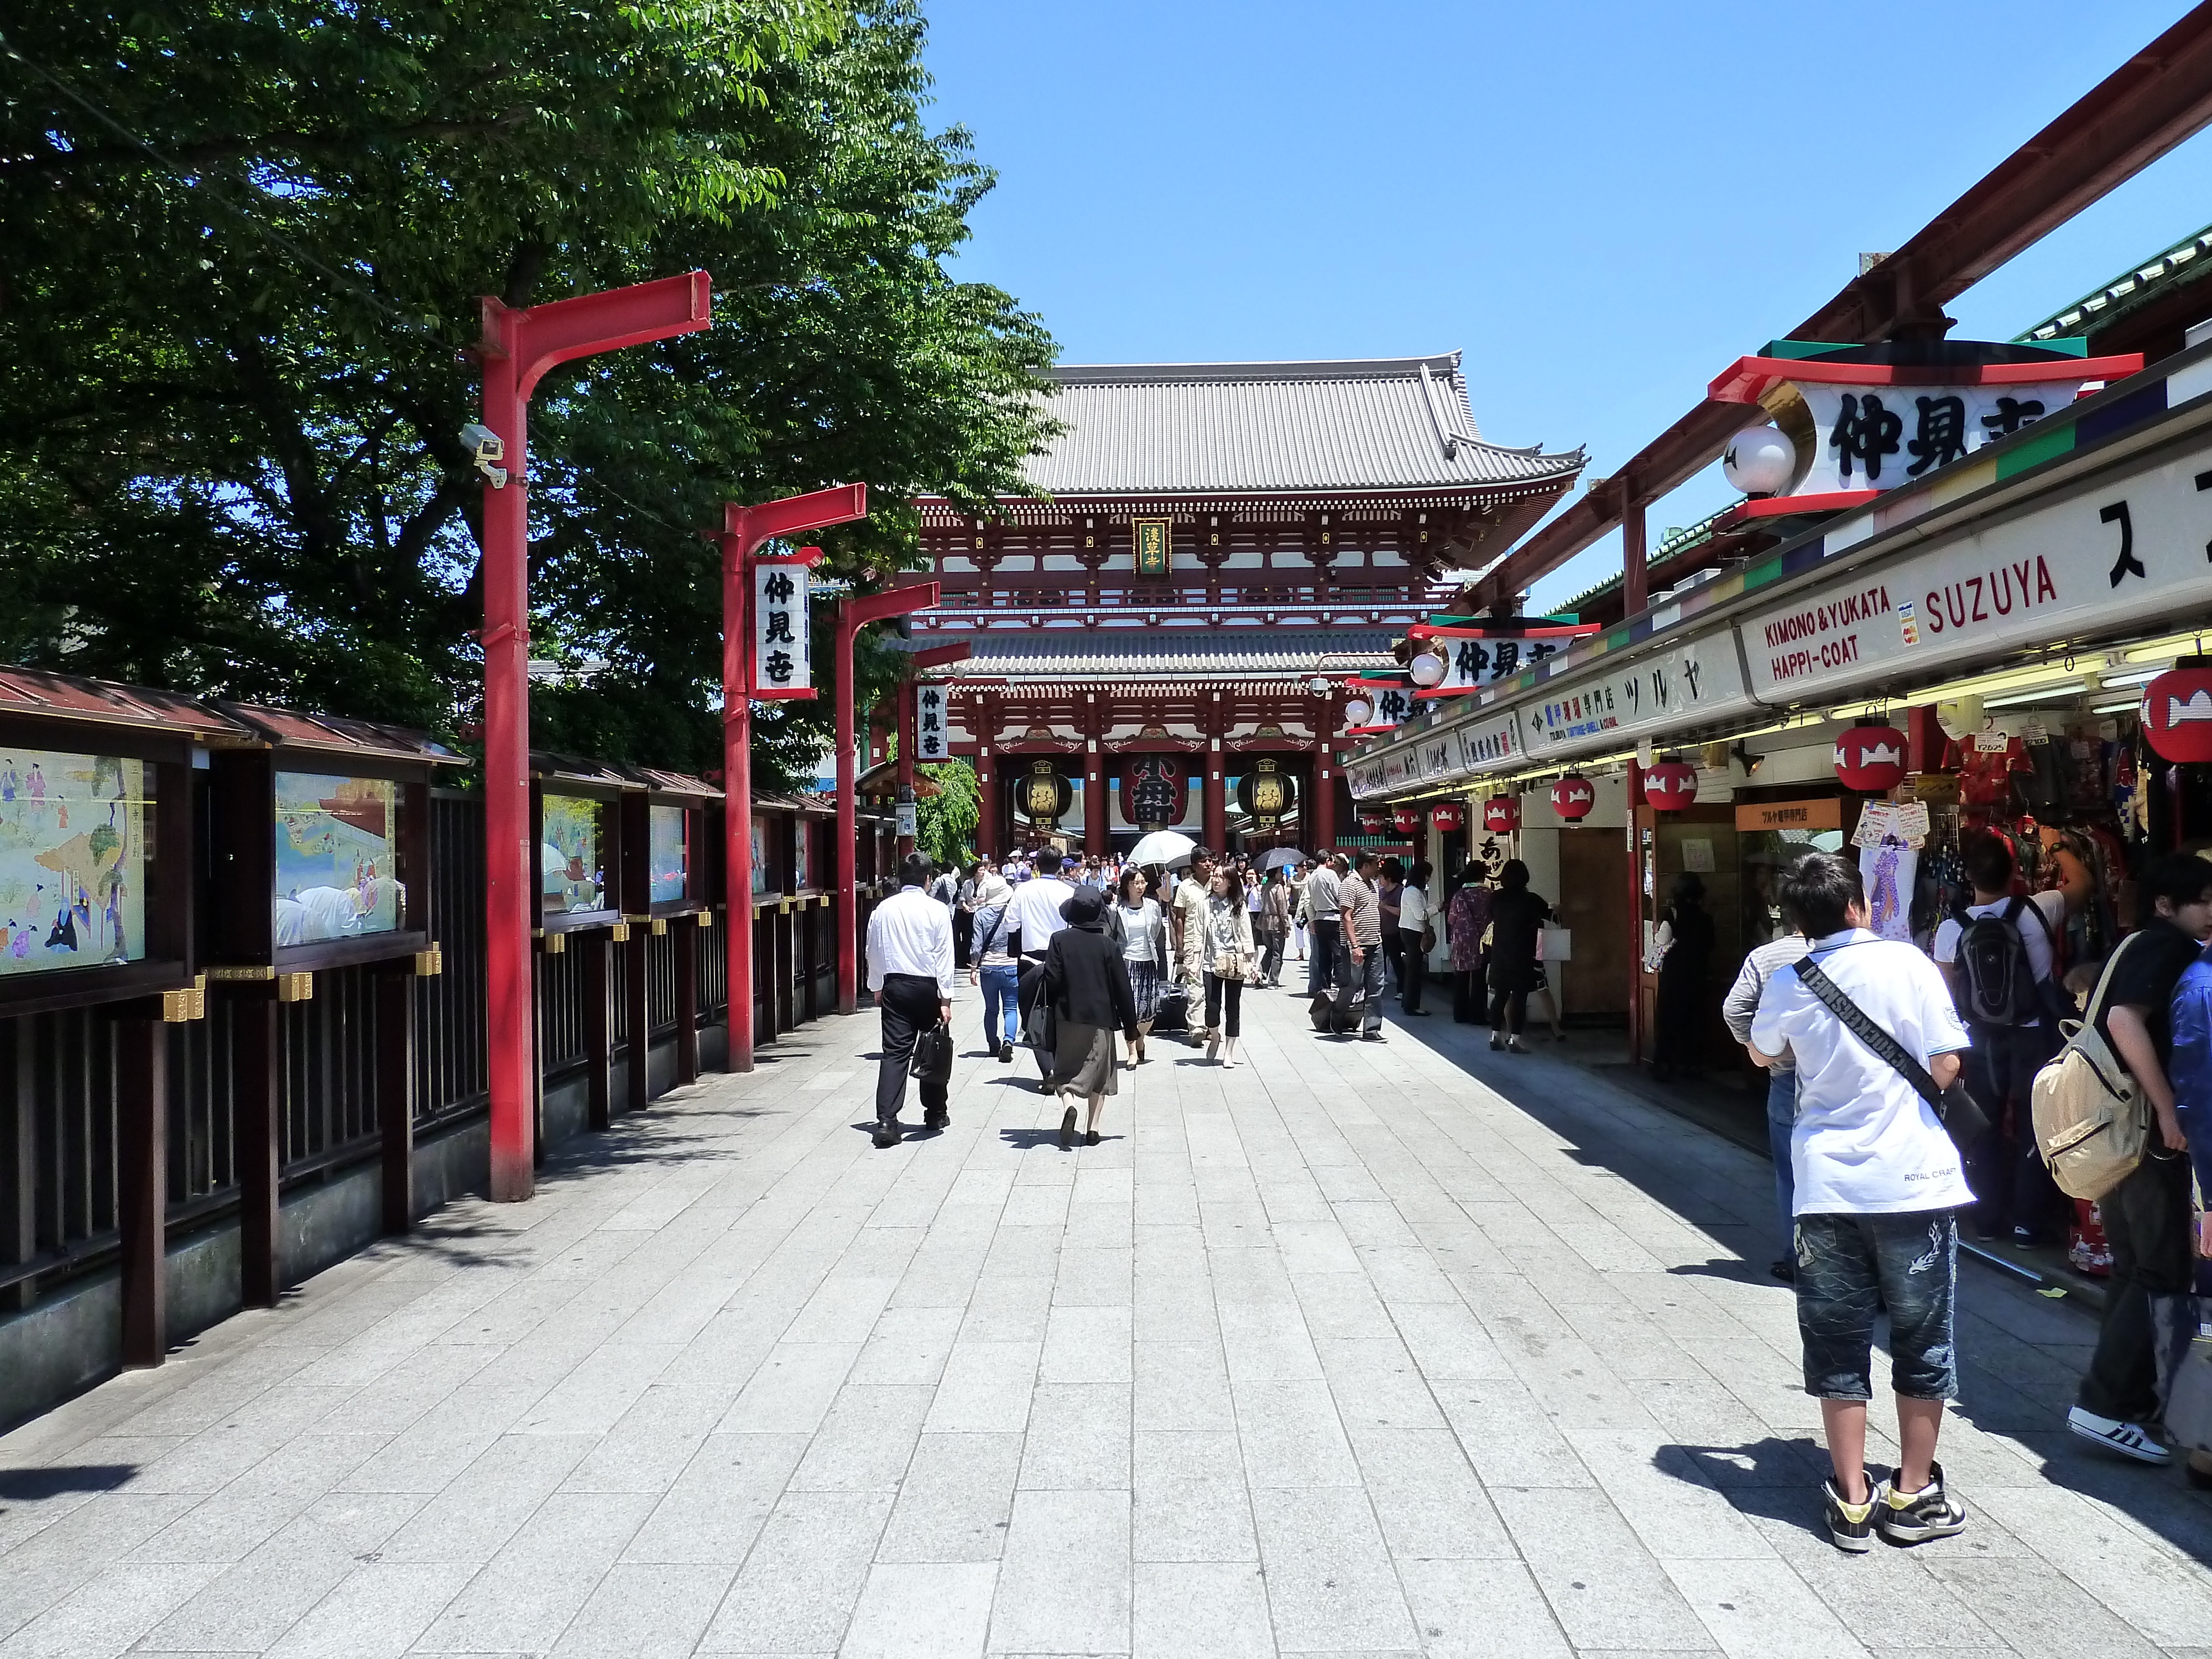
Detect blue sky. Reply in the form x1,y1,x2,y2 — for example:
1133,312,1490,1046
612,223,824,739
924,0,2212,609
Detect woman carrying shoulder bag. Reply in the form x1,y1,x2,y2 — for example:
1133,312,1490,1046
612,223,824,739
1203,867,1257,1067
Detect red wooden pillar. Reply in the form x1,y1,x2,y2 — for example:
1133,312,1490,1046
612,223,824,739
1625,761,1647,1067
1203,739,1227,852
1311,740,1336,854
116,1014,167,1368
1084,726,1108,857
896,679,917,862
978,746,1000,859
1622,489,1648,618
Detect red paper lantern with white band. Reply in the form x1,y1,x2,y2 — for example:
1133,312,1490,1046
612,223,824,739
1481,795,1519,834
2143,664,2212,763
1833,722,1910,792
1550,774,1595,821
1642,759,1699,812
1432,802,1467,833
1392,806,1423,835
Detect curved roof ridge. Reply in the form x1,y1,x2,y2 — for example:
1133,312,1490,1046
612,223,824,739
1050,352,1464,385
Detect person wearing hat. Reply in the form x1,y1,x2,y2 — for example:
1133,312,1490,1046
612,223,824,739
1043,885,1140,1147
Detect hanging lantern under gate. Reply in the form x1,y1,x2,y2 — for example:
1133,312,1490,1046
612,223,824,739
1482,795,1519,834
1551,774,1595,821
1833,720,1910,792
1642,758,1699,812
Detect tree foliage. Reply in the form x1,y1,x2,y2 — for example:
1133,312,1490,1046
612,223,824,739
0,0,1054,787
914,757,977,874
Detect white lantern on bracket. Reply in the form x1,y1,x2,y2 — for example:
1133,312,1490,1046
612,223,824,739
1407,644,1448,688
1721,424,1798,495
1343,695,1374,728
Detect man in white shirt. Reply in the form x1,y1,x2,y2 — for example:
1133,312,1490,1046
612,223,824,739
1749,852,1972,1553
1009,851,1077,962
1305,854,1344,1009
865,853,956,1147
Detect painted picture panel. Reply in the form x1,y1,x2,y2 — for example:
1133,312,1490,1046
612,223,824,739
750,821,771,895
0,749,149,976
792,822,812,891
273,772,402,946
542,792,611,915
649,804,690,904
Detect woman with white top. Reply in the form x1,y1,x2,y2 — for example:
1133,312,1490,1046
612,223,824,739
1203,868,1256,1066
1115,866,1168,1066
1396,859,1434,1016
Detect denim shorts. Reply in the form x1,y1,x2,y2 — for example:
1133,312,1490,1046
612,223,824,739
1795,1209,1958,1401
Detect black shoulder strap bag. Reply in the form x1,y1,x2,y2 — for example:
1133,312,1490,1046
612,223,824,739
1795,956,1990,1155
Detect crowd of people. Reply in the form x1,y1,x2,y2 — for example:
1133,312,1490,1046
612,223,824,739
865,828,2212,1555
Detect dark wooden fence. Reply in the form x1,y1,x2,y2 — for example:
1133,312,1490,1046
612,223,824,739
0,791,743,1317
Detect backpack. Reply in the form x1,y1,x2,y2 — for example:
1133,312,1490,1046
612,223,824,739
1954,896,2046,1027
2031,933,2152,1202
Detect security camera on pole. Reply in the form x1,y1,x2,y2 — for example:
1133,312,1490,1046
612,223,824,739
472,271,713,1204
719,486,870,1073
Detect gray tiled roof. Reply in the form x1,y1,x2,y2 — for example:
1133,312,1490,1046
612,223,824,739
1022,353,1584,495
944,629,1397,680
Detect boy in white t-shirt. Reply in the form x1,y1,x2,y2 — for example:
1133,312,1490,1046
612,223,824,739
1749,853,1973,1553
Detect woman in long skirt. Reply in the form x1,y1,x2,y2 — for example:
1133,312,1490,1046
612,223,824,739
1045,887,1141,1146
1115,866,1168,1065
1202,868,1256,1067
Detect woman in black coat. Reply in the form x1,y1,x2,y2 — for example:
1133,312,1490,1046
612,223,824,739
1486,858,1552,1053
1650,872,1715,1081
1044,886,1140,1148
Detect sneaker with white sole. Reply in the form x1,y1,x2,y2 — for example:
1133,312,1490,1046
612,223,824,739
2068,1405,2173,1464
1876,1463,1966,1544
1821,1475,1880,1552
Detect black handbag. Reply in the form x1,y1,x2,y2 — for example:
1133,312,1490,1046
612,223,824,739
1794,957,1990,1154
909,1020,951,1079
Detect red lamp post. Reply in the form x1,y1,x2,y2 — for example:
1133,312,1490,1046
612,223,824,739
834,583,940,1013
719,486,869,1073
476,271,712,1203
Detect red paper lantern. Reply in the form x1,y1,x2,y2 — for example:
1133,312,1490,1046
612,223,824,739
1392,806,1423,835
1833,722,1910,792
1642,759,1699,812
1481,795,1519,834
1432,801,1467,833
1550,773,1595,821
2143,665,2212,763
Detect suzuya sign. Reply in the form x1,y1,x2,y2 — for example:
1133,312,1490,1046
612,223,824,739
1743,438,2212,703
752,555,813,698
1522,635,1753,760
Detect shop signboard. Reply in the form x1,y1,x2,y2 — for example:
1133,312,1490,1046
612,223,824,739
1453,708,1526,778
1793,381,2088,495
1419,733,1459,783
1735,798,1844,833
1521,635,1753,760
1740,441,2212,705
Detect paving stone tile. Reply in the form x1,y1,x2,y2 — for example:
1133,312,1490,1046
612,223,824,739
1131,1559,1271,1658
1394,1557,1573,1657
0,1560,222,1659
927,1341,1040,1434
842,1559,998,1658
1345,1427,1513,1560
880,1433,1024,1563
1019,1384,1131,1491
787,1383,932,1492
1132,1431,1254,1563
988,1489,1130,1655
622,1432,809,1565
697,1486,892,1652
411,1490,655,1652
263,1561,475,1659
1248,1485,1418,1652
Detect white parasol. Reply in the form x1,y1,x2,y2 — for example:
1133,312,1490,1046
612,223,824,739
1127,830,1197,869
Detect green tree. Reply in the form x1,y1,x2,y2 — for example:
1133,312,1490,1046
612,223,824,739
914,758,977,874
0,1,1054,786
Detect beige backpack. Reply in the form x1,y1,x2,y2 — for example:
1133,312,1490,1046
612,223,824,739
2030,933,2151,1202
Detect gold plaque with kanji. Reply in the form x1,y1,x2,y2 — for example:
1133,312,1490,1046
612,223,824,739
1133,518,1172,578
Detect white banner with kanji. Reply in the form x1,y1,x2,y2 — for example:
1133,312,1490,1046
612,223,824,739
916,684,950,761
753,561,813,699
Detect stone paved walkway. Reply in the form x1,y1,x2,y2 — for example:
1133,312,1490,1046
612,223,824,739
3,977,2211,1657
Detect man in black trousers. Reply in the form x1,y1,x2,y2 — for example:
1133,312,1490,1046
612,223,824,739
864,853,956,1147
